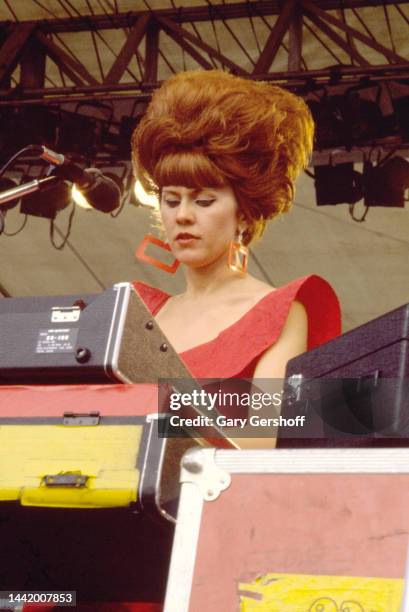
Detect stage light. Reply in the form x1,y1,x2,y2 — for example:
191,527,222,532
134,180,159,208
308,86,385,149
72,184,92,209
56,110,101,156
314,163,363,205
308,97,345,149
393,96,409,141
0,107,59,161
20,179,72,219
364,157,409,208
0,177,20,211
344,85,384,143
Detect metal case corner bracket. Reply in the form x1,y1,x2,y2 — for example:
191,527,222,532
180,447,231,501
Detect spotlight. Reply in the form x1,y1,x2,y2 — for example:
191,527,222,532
20,179,72,219
308,97,346,149
72,184,92,209
308,86,385,149
0,107,59,160
133,180,159,208
364,157,409,208
314,163,363,205
0,177,20,211
56,111,101,155
344,85,384,143
393,96,409,142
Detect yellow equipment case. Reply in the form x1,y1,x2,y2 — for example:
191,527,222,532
0,283,234,606
0,383,196,605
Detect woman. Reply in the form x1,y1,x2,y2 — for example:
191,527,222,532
132,70,340,436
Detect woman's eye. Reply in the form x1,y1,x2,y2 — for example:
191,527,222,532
196,199,215,206
164,199,180,207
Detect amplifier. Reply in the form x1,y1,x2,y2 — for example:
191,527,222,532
0,282,192,385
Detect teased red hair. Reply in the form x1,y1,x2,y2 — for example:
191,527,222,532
132,70,314,244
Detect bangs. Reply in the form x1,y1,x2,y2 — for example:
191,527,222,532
153,150,227,190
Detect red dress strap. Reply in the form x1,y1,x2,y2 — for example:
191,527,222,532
133,275,341,379
133,281,170,315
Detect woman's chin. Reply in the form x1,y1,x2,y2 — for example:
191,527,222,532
177,252,229,270
178,256,209,268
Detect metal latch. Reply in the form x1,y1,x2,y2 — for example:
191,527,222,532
51,306,81,323
43,472,89,487
63,411,100,426
285,373,305,404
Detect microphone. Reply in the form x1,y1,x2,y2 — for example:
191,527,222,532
0,176,59,208
37,146,121,213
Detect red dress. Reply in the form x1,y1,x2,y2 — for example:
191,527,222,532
134,274,341,378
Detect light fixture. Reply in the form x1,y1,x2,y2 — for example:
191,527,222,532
308,85,385,150
134,180,159,208
364,157,409,208
72,184,92,209
393,96,409,141
56,110,101,156
308,97,345,149
314,163,363,205
0,107,59,161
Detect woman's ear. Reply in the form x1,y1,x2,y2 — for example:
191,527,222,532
237,220,249,238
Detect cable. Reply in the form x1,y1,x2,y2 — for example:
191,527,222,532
0,146,41,180
3,214,28,236
349,202,370,222
49,201,76,250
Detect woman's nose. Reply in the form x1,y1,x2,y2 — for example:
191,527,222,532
175,199,195,223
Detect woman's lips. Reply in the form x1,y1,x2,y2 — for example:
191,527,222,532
175,233,199,245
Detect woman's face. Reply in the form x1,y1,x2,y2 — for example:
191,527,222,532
160,185,241,268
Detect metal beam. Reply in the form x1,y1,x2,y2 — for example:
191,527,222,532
301,0,408,64
304,9,370,66
0,23,36,85
156,16,248,76
20,37,46,88
160,19,213,71
35,31,99,86
104,14,150,84
288,5,303,71
1,69,409,107
0,62,408,98
0,1,407,34
144,18,160,82
253,0,295,74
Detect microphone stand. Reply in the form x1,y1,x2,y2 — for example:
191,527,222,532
0,176,58,207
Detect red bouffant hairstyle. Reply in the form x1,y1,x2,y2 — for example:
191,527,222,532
132,70,314,244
